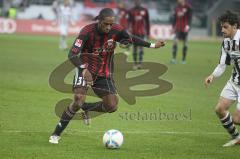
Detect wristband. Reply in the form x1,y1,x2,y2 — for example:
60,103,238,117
150,43,156,48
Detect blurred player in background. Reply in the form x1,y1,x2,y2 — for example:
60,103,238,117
117,1,130,55
170,0,192,64
53,0,74,50
49,8,166,144
205,11,240,147
52,0,60,22
129,0,150,70
117,2,129,30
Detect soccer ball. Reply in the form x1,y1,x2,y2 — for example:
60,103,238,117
103,129,123,149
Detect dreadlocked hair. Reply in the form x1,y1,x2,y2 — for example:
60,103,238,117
93,8,115,21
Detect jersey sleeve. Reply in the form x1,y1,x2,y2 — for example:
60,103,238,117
68,30,89,68
211,41,230,77
219,41,231,65
116,29,151,48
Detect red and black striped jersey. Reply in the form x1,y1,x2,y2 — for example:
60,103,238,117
128,6,150,36
69,23,151,78
172,3,192,32
118,8,129,30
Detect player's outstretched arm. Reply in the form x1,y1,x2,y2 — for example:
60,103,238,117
117,29,166,49
131,34,166,48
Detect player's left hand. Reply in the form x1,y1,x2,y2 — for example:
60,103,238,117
204,74,214,88
155,40,166,48
82,68,93,87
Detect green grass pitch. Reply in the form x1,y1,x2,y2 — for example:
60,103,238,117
0,34,239,159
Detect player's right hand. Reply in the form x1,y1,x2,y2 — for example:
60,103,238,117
204,74,214,88
184,25,190,32
82,69,93,87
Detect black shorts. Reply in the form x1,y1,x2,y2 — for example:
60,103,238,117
175,31,188,41
73,68,117,97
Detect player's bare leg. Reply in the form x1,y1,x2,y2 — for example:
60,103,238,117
215,97,240,147
80,94,118,126
81,94,118,113
49,87,87,144
102,94,119,112
232,108,240,125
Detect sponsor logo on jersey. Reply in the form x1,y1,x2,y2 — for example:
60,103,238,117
74,39,82,47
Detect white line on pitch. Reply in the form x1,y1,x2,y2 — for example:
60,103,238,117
0,130,225,135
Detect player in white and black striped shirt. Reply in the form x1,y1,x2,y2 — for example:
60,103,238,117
205,11,240,147
56,0,74,50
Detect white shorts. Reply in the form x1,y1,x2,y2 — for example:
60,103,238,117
220,80,240,110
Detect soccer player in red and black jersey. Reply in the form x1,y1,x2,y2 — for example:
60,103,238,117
49,8,166,144
117,2,129,30
117,2,130,55
128,0,150,70
170,0,192,64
